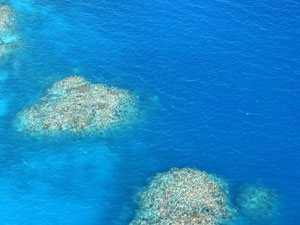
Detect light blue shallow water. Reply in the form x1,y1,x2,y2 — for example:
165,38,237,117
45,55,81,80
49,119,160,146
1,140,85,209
0,0,299,224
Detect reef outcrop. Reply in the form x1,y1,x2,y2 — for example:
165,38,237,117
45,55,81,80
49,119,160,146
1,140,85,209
15,76,139,136
236,184,278,220
130,168,236,225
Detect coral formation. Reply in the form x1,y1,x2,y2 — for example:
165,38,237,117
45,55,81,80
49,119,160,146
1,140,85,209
15,76,139,136
0,5,19,62
236,184,278,220
130,168,236,225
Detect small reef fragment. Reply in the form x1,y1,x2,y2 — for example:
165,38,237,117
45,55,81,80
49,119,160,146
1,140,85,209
236,184,278,220
130,168,236,225
0,5,15,33
15,75,139,137
0,5,20,62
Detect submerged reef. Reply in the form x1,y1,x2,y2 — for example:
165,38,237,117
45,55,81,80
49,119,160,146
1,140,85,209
0,5,20,62
236,184,278,220
130,168,236,225
15,76,139,136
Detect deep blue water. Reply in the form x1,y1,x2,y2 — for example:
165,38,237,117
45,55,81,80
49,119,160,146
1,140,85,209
0,0,299,224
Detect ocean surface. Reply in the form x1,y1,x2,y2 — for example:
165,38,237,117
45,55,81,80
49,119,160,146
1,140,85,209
0,0,299,224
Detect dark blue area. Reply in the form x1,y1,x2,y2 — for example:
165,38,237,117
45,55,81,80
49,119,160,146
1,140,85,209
0,0,299,224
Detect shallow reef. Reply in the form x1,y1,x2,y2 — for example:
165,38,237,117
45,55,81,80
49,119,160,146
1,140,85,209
15,75,140,137
0,5,20,62
236,184,278,221
130,168,236,225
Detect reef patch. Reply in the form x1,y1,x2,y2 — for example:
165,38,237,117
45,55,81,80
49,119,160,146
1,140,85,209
130,168,236,225
15,75,139,137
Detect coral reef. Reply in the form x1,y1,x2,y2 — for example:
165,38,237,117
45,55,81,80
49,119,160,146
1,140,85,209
15,76,139,136
130,168,236,225
0,5,19,62
236,184,278,220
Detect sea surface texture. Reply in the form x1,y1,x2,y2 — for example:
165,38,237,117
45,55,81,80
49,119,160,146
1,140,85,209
0,0,299,224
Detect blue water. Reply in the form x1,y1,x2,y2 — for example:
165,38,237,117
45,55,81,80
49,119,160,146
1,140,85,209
0,0,299,224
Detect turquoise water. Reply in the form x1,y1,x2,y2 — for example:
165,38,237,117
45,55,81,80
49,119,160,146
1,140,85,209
0,0,299,224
